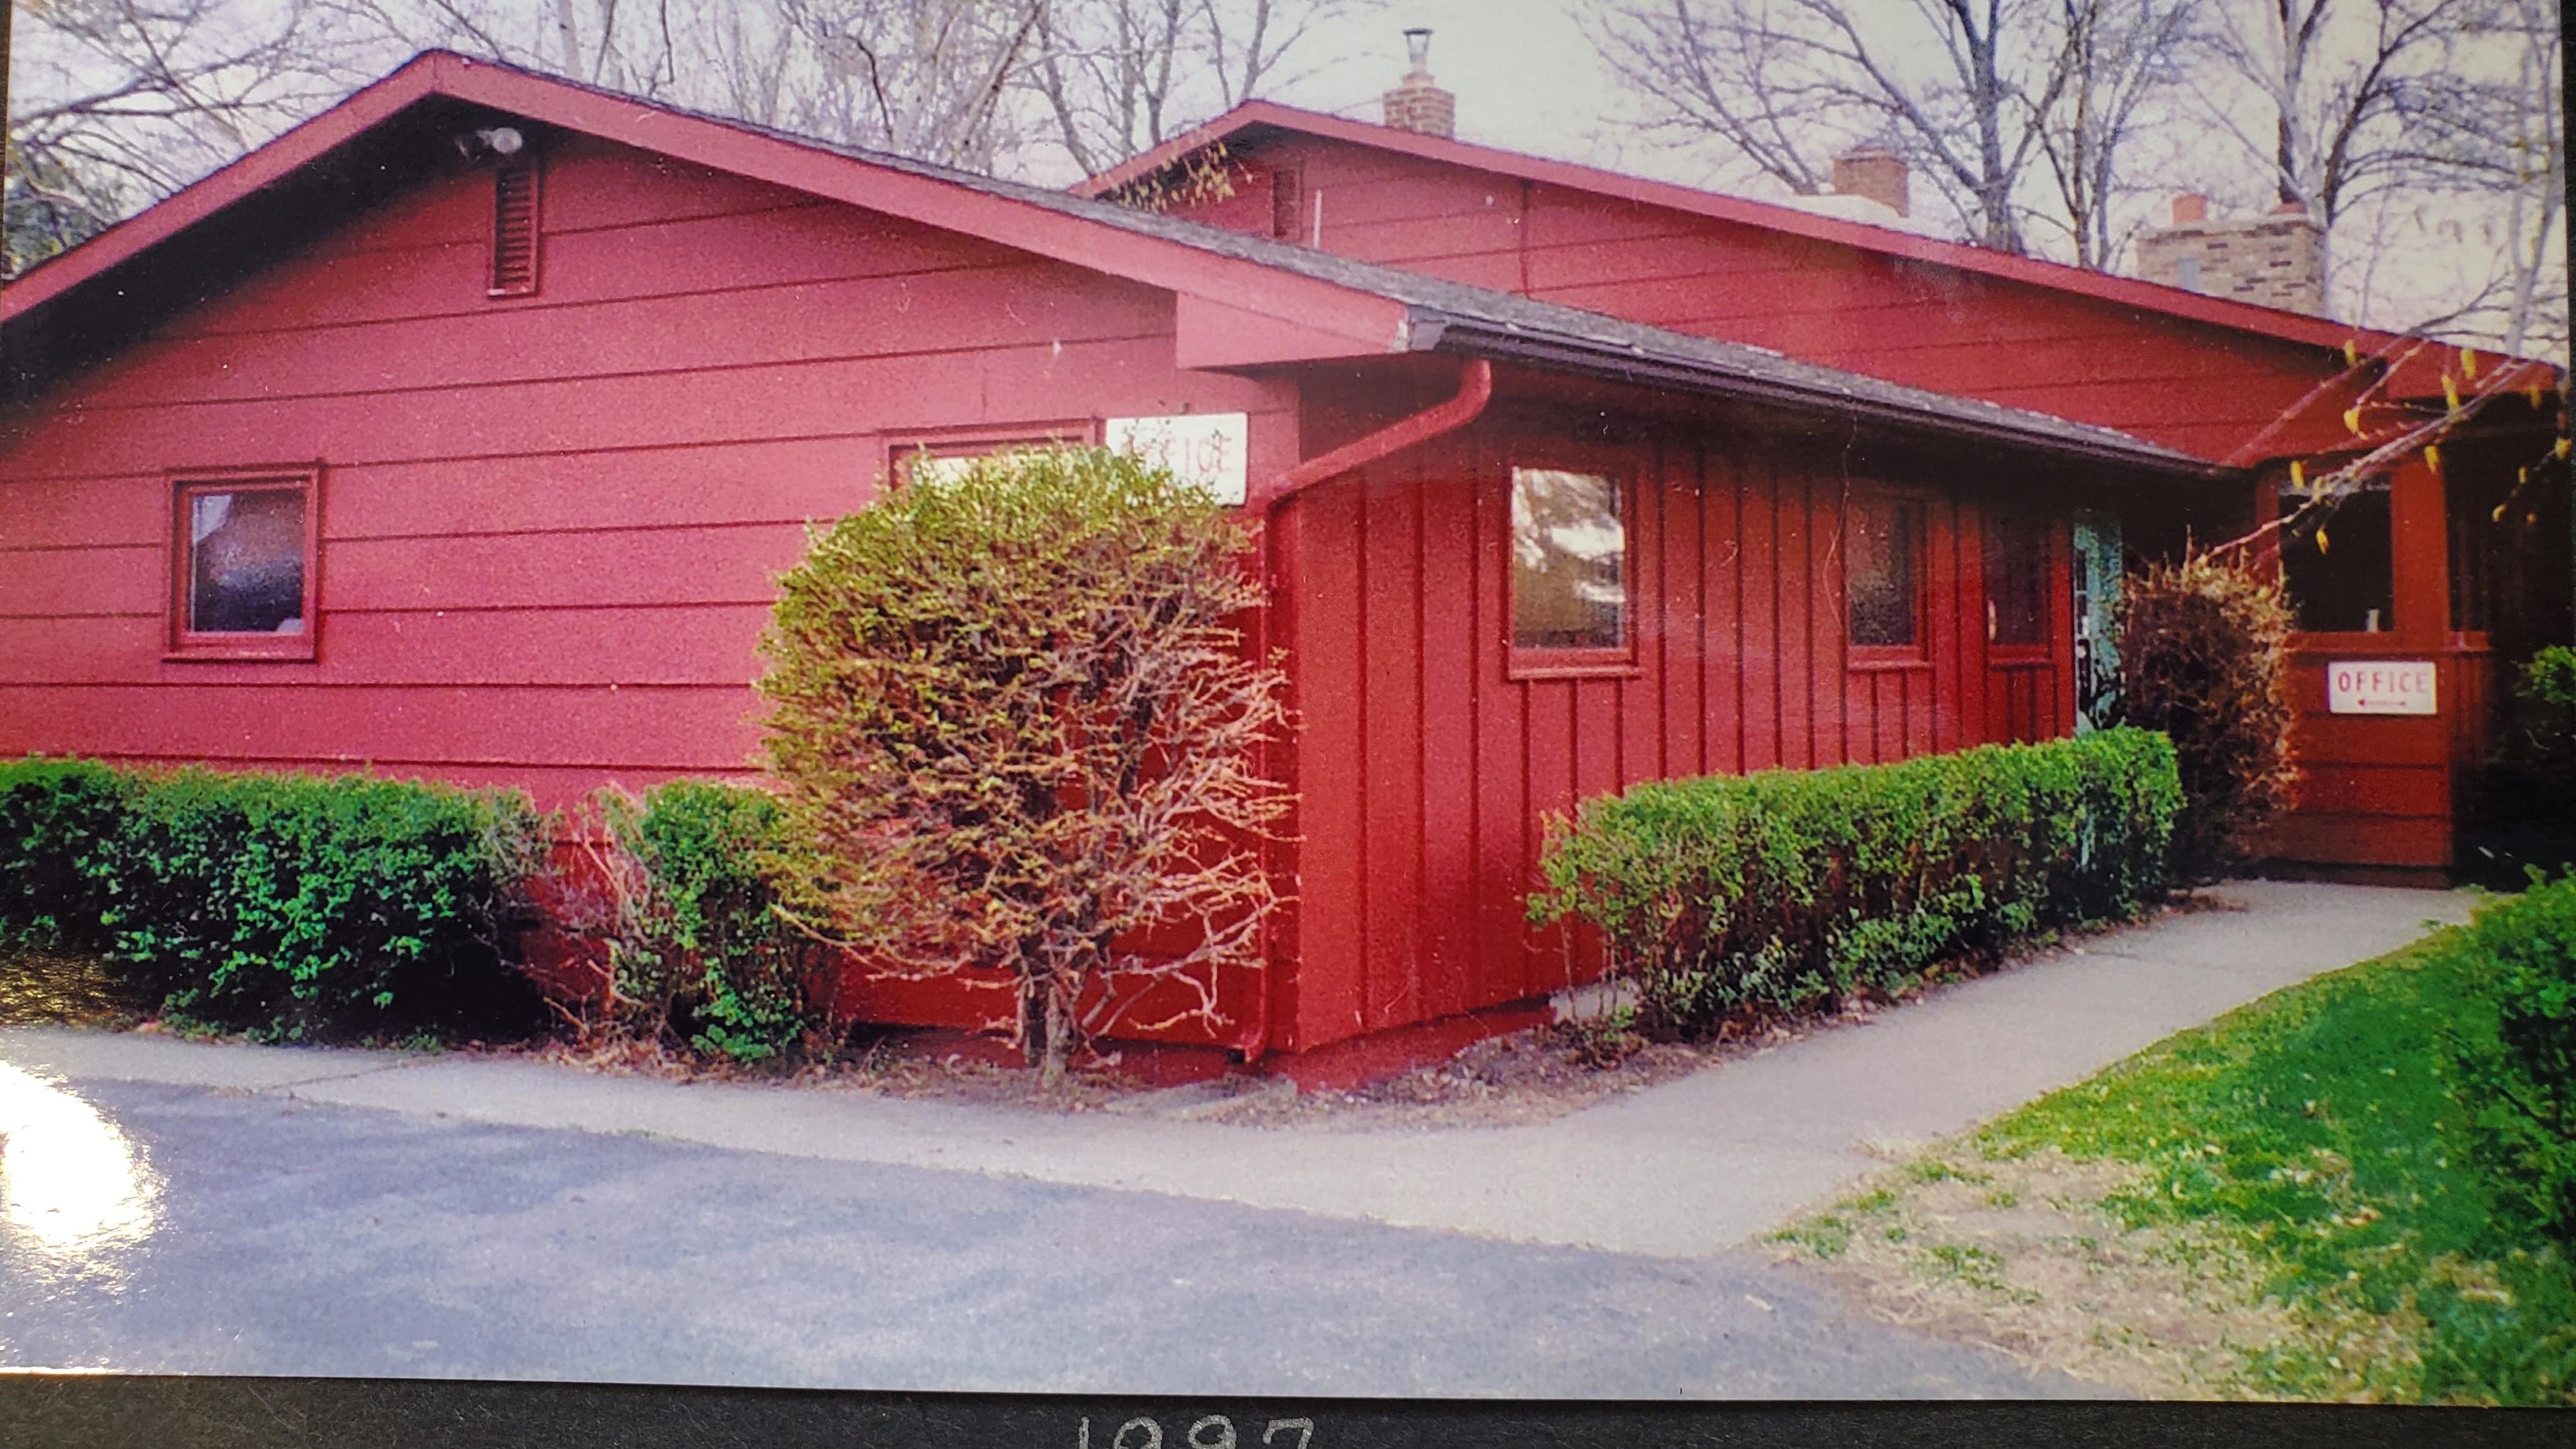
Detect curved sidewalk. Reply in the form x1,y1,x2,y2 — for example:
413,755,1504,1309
1,879,2471,1259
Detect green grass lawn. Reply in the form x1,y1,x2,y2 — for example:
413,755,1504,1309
1974,927,2576,1402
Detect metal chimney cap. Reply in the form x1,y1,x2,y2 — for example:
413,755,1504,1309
1403,28,1433,72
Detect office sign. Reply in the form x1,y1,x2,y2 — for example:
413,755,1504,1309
2327,659,2437,715
1105,412,1248,505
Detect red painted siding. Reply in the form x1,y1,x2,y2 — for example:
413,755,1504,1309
0,134,1296,807
1270,402,2069,1052
1168,134,2343,462
1167,128,2548,882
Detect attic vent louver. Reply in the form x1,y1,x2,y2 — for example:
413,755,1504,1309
1271,168,1303,241
489,158,540,297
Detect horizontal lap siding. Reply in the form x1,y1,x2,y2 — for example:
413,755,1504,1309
1186,136,2340,460
1517,213,2326,455
0,133,1293,806
1282,420,1997,1053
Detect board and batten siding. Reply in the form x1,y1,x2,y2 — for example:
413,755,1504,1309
1267,418,2072,1053
0,133,1295,806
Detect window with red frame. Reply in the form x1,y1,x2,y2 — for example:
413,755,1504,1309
1510,467,1630,661
172,473,316,657
1846,494,1923,654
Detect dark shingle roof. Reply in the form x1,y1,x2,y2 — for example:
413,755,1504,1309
6,52,2209,473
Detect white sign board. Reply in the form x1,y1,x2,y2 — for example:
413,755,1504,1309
2327,659,2437,716
1105,412,1248,505
903,453,979,487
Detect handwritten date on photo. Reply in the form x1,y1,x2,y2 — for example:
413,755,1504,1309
1079,1416,1313,1449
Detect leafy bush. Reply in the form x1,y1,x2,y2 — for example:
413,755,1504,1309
567,780,825,1065
2441,869,2576,1245
757,446,1289,1081
0,757,134,953
0,756,545,1039
2492,645,2576,822
1529,728,2182,1033
2116,551,2298,882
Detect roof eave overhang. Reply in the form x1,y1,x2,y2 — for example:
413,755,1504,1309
3,54,1414,396
1410,312,2225,482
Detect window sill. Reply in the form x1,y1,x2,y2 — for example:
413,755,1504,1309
1509,652,1641,682
1847,650,1931,673
166,637,317,663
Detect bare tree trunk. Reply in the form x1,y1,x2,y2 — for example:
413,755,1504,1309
554,0,583,78
1020,965,1053,1078
1582,0,2072,254
1041,970,1073,1085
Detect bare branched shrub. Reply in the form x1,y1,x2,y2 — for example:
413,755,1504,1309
2116,551,2300,882
756,447,1291,1083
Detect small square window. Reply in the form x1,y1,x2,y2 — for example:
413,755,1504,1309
1510,467,1630,667
1848,494,1923,654
172,471,317,659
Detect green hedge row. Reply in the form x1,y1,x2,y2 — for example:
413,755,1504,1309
2441,868,2576,1245
1531,727,2184,1030
0,756,545,1039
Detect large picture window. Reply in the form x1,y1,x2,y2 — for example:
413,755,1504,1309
172,471,317,659
1847,494,1923,656
1510,467,1630,666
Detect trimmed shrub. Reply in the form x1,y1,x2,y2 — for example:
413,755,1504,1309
1529,728,2182,1033
2115,551,2298,882
0,756,545,1039
575,780,825,1065
757,447,1289,1082
2441,869,2576,1245
0,757,135,953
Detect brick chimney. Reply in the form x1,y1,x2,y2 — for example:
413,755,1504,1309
2136,194,2326,314
1381,28,1455,138
1830,147,1909,218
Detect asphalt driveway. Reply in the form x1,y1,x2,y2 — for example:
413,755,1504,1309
0,878,2471,1395
1,1073,2070,1397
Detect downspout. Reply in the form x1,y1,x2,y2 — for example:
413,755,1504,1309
1242,355,1494,1067
1262,356,1494,514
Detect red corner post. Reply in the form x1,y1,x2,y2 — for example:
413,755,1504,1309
1241,357,1494,1063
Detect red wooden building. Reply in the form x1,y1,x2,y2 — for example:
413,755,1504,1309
0,53,2561,1066
1085,86,2570,884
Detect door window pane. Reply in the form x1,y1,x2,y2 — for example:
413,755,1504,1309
1848,498,1920,648
188,488,306,634
1986,511,2049,646
1511,469,1626,651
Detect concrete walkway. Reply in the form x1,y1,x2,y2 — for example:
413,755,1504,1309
1,879,2471,1259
